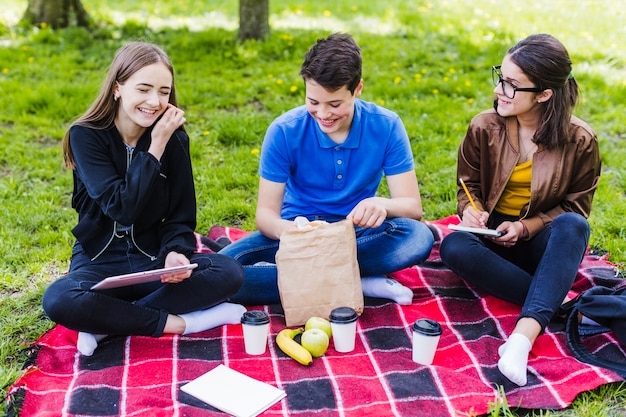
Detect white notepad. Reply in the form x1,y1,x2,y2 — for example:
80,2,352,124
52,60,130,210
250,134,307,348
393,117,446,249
180,364,286,417
448,224,505,237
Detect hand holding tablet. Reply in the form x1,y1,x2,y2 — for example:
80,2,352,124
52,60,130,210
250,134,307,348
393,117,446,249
91,263,198,290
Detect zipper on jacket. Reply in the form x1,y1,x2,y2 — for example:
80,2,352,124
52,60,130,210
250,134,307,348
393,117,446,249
92,145,157,261
126,144,134,168
125,146,157,261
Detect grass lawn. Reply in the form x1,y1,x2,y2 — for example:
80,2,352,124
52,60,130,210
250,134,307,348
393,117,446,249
1,0,625,415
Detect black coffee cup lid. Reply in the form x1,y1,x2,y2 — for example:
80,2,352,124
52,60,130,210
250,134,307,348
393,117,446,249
329,307,358,323
412,319,442,335
241,310,270,325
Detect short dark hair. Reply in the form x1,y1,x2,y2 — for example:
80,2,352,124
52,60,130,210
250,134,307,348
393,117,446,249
299,33,362,93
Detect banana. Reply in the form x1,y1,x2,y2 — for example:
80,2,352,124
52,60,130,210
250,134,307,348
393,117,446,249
275,328,313,366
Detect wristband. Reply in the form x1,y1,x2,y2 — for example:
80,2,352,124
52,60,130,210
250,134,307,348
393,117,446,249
518,221,528,240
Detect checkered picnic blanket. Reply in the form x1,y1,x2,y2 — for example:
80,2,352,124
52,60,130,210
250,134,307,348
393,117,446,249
7,216,625,417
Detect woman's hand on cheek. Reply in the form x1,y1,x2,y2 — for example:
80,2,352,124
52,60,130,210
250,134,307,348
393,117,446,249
154,105,185,138
149,104,186,160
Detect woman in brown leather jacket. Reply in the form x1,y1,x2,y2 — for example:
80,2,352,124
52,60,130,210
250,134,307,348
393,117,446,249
440,34,601,386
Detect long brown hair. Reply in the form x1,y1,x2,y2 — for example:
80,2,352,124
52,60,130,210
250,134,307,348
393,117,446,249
497,34,578,149
62,41,179,169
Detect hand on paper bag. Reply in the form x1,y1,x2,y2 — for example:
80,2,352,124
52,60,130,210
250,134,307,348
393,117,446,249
347,197,387,228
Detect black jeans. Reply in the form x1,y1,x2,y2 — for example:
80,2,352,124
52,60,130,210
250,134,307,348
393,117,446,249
440,212,590,330
42,236,244,337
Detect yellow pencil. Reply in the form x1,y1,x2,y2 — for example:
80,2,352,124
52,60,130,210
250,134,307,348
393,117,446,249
459,178,479,212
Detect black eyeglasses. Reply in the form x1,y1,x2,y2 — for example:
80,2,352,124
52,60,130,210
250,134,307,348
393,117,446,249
492,66,544,99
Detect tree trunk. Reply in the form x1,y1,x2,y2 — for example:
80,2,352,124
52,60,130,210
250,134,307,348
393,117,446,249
238,0,270,41
22,0,91,29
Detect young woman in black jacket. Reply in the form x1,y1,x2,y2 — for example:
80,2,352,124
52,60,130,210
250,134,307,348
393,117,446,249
42,41,245,356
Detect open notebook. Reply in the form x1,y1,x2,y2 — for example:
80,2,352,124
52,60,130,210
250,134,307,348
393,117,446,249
180,364,286,417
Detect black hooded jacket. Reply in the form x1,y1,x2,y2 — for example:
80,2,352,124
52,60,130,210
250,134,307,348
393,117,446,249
69,124,197,261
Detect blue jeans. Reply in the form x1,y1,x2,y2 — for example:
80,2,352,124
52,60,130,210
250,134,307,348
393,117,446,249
42,236,244,337
439,212,590,330
219,217,434,305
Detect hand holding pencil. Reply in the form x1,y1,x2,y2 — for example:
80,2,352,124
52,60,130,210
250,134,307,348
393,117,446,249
459,178,488,227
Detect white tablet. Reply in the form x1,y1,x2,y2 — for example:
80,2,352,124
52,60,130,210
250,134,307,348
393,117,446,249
91,263,198,290
448,224,505,237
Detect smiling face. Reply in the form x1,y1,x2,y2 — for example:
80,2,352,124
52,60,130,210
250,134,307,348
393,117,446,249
493,55,546,121
114,62,172,141
304,79,363,144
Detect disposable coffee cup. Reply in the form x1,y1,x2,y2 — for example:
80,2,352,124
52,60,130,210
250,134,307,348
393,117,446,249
411,318,442,365
329,307,358,353
241,311,270,355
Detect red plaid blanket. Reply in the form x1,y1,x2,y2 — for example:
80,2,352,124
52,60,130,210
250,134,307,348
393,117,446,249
7,216,625,416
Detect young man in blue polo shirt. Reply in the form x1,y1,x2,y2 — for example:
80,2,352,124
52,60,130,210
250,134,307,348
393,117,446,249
220,33,434,305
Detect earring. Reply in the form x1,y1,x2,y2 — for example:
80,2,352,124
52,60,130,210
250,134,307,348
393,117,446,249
114,95,118,101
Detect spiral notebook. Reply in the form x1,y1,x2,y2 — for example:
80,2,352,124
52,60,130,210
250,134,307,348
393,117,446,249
180,364,286,417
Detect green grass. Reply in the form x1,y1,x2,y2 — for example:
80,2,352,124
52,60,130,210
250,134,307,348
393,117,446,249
2,0,626,415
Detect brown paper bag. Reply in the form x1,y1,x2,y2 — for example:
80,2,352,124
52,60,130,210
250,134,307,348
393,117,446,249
276,219,363,326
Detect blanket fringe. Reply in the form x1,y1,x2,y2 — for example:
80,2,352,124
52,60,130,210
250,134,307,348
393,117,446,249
5,387,26,417
5,342,42,417
19,342,42,371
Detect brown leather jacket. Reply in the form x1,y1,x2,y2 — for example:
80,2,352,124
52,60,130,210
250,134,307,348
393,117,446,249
456,109,601,239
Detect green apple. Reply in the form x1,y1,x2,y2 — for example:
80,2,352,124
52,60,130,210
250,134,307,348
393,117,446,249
305,316,332,339
300,328,329,358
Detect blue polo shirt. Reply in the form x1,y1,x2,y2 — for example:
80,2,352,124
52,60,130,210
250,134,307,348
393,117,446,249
259,99,415,219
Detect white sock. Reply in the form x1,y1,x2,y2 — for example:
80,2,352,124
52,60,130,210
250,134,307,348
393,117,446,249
361,276,413,305
253,261,275,266
581,315,602,326
180,302,246,335
497,333,532,386
77,332,107,356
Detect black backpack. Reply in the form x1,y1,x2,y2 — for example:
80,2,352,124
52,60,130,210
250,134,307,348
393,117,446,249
566,285,626,377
